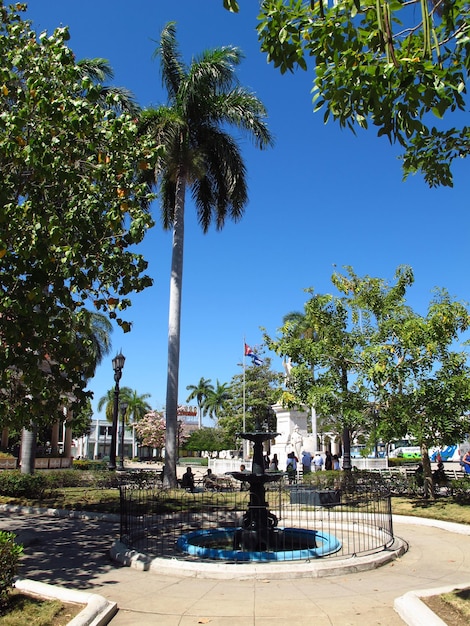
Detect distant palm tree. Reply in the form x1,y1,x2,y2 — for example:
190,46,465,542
203,380,231,423
186,377,214,428
123,390,152,425
140,22,272,486
97,386,133,423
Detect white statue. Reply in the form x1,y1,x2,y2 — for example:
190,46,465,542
290,425,303,460
283,357,293,385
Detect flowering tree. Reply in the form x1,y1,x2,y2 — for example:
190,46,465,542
134,408,191,451
134,411,165,449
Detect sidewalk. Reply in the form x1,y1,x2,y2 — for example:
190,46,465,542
1,508,470,625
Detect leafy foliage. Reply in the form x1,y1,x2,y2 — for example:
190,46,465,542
0,470,46,498
267,265,470,492
0,3,158,427
0,531,23,609
184,426,232,453
226,1,470,186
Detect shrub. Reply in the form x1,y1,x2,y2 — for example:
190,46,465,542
0,531,23,608
302,470,343,489
0,471,47,498
451,478,470,504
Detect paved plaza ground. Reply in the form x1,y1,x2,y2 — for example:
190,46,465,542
1,505,470,625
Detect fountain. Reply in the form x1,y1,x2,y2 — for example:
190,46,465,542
177,417,342,561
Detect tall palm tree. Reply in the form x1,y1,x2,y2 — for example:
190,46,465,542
141,23,273,486
203,380,231,423
186,377,214,429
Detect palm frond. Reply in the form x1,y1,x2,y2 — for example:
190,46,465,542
157,22,186,103
77,58,114,82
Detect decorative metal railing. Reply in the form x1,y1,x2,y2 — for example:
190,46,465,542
119,471,394,562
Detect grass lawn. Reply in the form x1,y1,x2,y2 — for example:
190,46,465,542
391,496,470,525
0,591,82,626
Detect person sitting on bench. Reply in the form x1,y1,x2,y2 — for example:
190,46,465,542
203,468,218,490
180,467,195,492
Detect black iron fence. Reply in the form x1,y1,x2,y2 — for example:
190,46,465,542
119,471,395,562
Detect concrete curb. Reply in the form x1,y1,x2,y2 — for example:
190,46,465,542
14,578,118,626
394,581,470,626
110,536,409,580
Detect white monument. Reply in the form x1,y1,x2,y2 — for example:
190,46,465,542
269,403,316,472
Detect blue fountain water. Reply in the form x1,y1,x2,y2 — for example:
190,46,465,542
177,527,341,562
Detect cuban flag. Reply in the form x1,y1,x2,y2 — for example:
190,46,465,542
245,343,263,366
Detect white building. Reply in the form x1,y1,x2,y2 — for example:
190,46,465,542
78,419,135,460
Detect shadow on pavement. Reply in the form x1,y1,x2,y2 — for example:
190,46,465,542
1,512,122,590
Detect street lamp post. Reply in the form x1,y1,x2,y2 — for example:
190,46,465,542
118,401,128,471
108,352,125,470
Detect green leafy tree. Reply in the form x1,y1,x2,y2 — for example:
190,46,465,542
97,387,151,425
20,310,112,474
269,265,470,491
184,426,232,454
140,22,273,486
186,377,214,428
267,288,371,470
226,0,470,187
335,267,470,495
219,357,282,446
0,4,156,432
70,398,93,440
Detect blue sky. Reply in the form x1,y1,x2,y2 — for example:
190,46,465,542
25,1,469,423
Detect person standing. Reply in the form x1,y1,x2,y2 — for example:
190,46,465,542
301,450,312,474
313,453,324,471
461,450,470,474
286,452,297,484
332,454,340,470
269,454,279,471
325,450,333,471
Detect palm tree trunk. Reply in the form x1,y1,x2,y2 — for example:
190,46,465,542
164,171,186,487
20,425,37,474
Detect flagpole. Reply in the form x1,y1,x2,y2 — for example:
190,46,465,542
242,337,246,461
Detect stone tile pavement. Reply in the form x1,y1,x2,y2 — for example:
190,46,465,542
1,508,470,625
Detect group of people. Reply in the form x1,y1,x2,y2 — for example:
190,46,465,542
299,450,341,472
285,449,340,482
263,453,280,471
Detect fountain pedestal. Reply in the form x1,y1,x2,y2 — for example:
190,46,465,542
229,430,281,551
